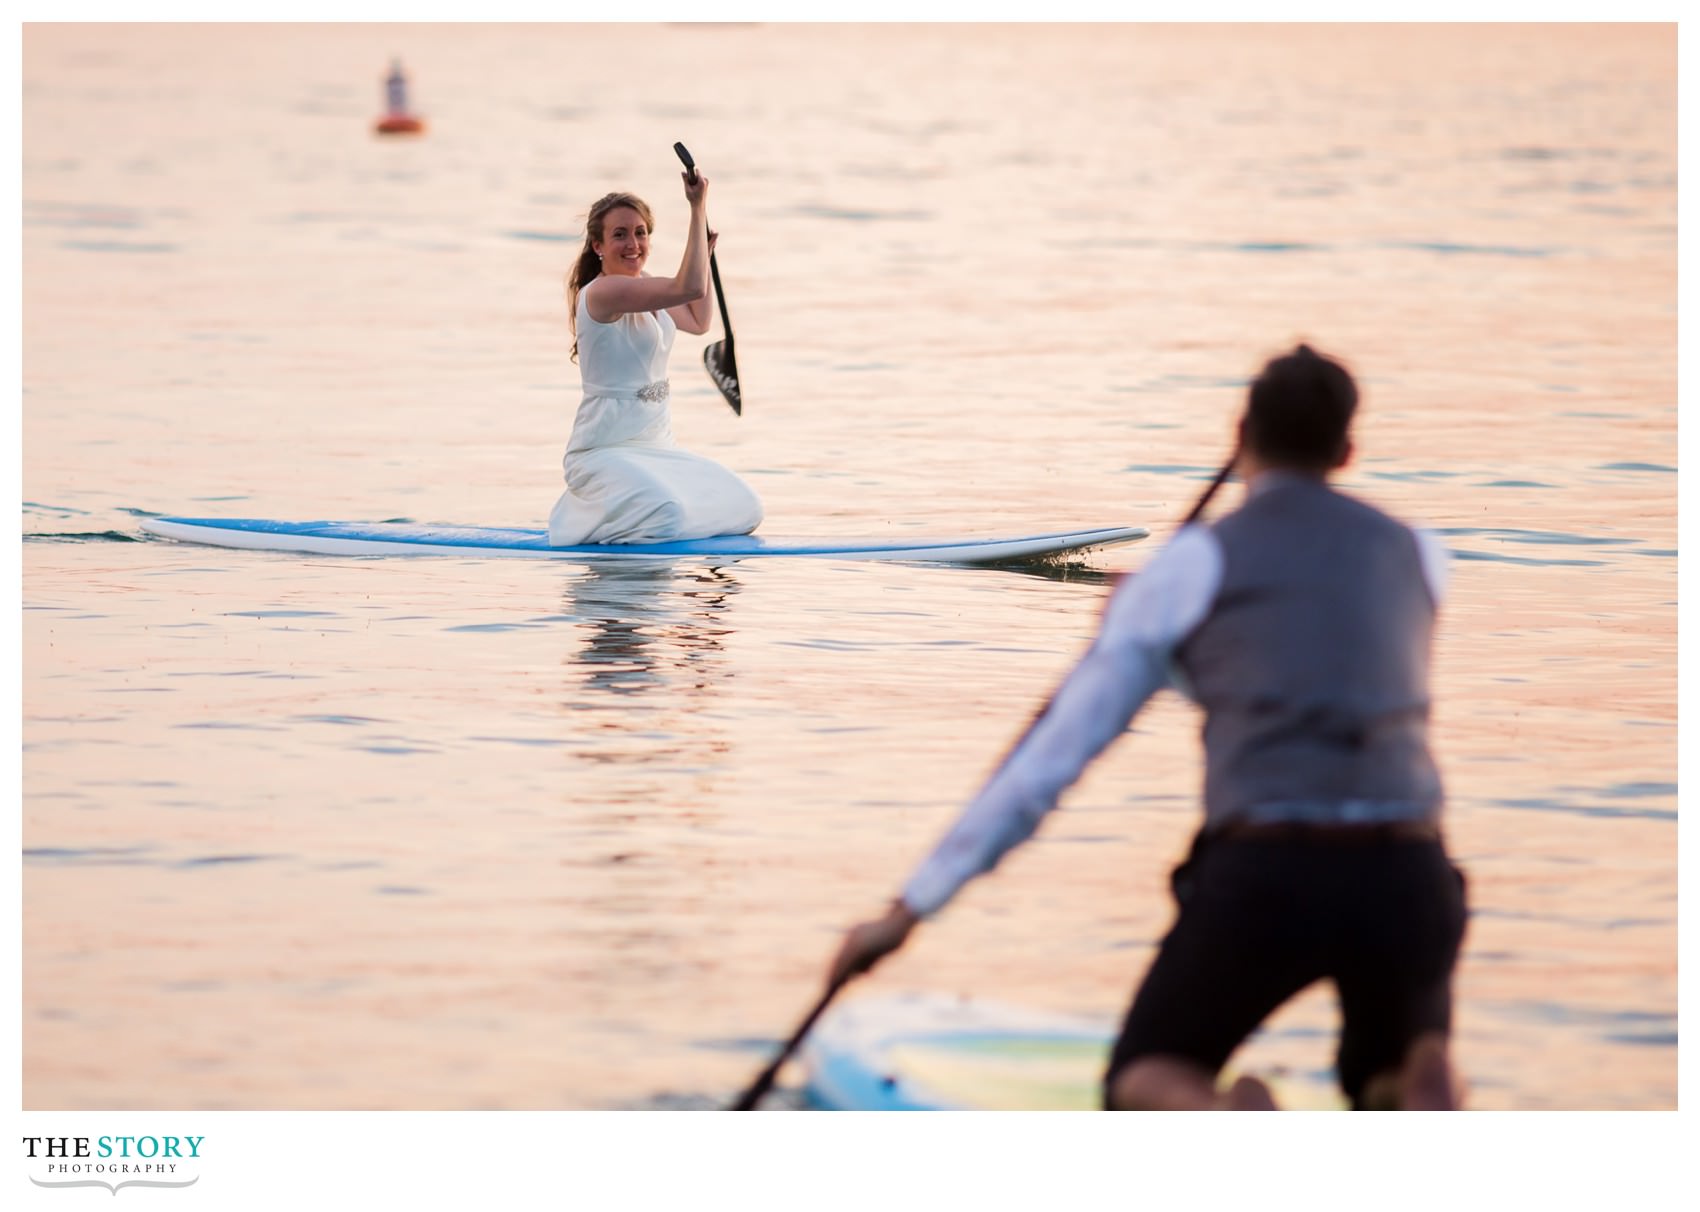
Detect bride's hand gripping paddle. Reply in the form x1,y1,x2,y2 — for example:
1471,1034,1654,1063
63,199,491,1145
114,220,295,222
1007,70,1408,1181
673,142,741,415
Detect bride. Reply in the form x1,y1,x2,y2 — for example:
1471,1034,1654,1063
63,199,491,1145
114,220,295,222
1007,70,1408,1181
548,172,763,546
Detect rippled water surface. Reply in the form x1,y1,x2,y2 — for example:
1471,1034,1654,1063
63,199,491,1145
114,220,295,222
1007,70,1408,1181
21,23,1675,1110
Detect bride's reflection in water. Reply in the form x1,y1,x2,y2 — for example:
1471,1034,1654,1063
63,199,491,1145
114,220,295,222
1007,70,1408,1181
552,562,743,1018
566,559,740,696
553,554,1106,804
558,559,742,807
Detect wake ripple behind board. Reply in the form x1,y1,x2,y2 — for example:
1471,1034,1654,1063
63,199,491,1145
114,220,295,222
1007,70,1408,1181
139,517,1149,563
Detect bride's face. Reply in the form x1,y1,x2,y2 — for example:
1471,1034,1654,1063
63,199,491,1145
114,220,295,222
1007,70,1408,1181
593,207,650,276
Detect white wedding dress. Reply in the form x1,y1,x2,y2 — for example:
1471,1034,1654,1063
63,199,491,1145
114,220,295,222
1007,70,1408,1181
548,281,763,546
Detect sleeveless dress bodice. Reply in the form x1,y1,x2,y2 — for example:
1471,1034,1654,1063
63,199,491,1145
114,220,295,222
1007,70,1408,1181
548,281,763,545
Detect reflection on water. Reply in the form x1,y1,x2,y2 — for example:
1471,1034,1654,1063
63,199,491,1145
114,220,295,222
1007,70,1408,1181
559,561,742,799
564,561,741,698
969,556,1117,586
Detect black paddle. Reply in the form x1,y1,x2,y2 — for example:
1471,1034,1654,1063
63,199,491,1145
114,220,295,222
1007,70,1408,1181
1182,449,1239,525
725,450,1242,1110
673,142,741,415
728,976,848,1111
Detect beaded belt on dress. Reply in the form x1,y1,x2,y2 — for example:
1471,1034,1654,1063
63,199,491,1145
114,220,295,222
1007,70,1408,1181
581,379,669,402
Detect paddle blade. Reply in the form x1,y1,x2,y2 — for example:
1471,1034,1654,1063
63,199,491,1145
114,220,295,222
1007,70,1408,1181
704,339,741,415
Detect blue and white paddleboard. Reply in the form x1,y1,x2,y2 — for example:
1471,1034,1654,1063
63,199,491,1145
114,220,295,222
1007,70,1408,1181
803,992,1344,1111
139,517,1148,563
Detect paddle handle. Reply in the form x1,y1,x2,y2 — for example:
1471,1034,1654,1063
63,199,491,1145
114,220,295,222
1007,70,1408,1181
730,979,847,1110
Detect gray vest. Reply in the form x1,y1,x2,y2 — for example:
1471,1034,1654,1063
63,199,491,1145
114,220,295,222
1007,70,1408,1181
1175,476,1444,828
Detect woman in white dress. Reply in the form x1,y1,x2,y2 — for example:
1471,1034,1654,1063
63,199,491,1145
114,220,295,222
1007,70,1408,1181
548,172,764,546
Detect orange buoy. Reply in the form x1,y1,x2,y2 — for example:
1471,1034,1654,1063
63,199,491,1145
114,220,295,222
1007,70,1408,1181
373,59,426,136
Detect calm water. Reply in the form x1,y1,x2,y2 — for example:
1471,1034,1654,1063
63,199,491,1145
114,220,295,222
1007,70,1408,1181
21,23,1676,1110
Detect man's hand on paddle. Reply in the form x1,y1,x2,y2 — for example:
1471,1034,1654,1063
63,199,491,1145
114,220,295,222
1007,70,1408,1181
828,901,920,988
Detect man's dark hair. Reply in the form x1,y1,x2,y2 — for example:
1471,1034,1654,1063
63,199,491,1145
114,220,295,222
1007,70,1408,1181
1241,344,1358,472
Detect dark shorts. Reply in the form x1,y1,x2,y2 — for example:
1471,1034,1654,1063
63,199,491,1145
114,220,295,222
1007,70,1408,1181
1103,830,1468,1109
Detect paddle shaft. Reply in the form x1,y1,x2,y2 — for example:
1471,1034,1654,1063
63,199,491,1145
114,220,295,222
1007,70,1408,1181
729,979,846,1111
1183,450,1239,525
959,449,1240,795
671,142,741,413
726,452,1241,1110
707,251,735,348
672,142,736,349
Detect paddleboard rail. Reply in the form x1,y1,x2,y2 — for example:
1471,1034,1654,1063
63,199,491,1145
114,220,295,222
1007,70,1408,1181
139,517,1149,564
